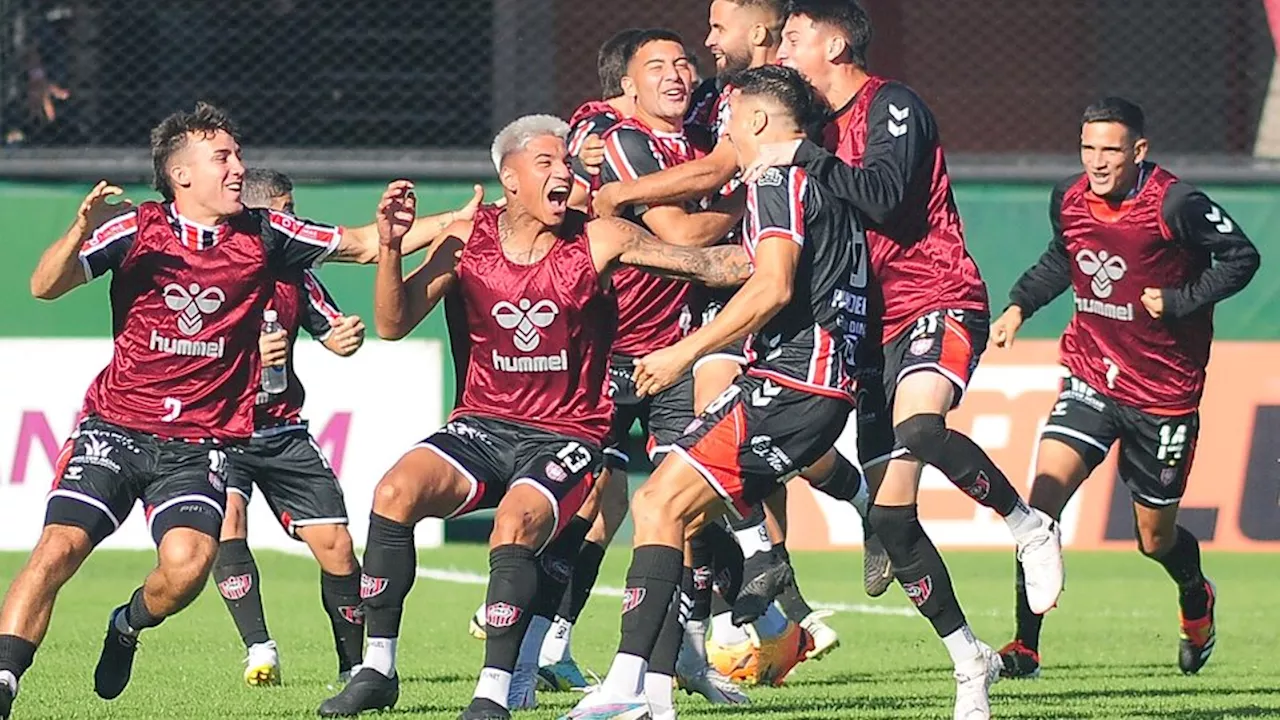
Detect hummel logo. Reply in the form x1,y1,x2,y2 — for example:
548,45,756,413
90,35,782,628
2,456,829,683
750,379,782,407
1204,205,1234,234
492,298,559,352
888,104,910,138
163,283,225,336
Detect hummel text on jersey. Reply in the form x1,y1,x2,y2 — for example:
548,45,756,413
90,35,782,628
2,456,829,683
149,330,227,358
491,348,569,373
1073,295,1134,322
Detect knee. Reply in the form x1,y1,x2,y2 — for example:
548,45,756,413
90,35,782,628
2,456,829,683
1138,526,1175,558
372,470,419,518
490,504,550,549
159,531,219,590
304,526,356,568
894,413,948,463
29,527,92,579
868,504,919,548
630,480,675,528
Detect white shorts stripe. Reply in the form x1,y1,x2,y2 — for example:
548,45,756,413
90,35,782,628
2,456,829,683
1040,424,1112,455
508,478,560,554
46,489,123,530
669,446,743,521
419,442,482,519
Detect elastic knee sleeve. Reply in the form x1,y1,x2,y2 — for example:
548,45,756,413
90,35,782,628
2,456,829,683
894,413,949,464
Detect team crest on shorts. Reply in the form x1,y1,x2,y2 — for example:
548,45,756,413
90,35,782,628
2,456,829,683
621,587,647,613
909,337,933,356
1159,467,1179,486
217,573,252,601
545,461,567,483
486,602,523,628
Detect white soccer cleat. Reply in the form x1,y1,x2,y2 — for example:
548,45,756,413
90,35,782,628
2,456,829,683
560,687,651,720
508,663,539,710
468,603,488,640
677,665,749,705
953,642,1002,720
244,640,281,686
1017,510,1065,615
799,610,840,661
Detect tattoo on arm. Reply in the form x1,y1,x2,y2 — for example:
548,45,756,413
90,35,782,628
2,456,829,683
608,218,751,288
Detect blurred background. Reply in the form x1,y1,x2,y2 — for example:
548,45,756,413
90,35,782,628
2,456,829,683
1,0,1277,552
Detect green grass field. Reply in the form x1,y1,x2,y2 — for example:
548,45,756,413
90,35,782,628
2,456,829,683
1,546,1277,720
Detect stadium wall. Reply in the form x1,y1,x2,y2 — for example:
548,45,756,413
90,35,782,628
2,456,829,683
1,181,1276,551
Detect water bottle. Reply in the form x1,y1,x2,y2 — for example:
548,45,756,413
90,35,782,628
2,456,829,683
261,309,288,394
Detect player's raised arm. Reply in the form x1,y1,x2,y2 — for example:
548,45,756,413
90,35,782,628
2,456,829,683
340,183,488,261
374,183,467,340
1155,183,1262,320
589,216,753,288
995,178,1076,347
594,141,739,217
30,181,134,299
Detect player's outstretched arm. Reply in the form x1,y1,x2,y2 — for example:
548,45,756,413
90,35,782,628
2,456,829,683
337,183,488,263
1157,184,1262,319
588,216,753,288
632,236,799,397
640,190,744,248
996,180,1075,347
297,270,365,357
31,181,133,299
594,141,739,217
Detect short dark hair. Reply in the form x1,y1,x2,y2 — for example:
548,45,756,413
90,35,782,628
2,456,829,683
150,102,239,201
731,64,829,139
599,28,644,99
241,168,294,209
1082,97,1145,138
620,28,687,75
726,0,788,36
786,0,873,68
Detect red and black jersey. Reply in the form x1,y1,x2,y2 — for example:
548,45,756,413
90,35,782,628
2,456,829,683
797,76,988,343
446,205,614,444
599,118,706,356
253,271,343,431
1009,164,1260,412
740,166,869,403
78,202,341,441
567,100,624,197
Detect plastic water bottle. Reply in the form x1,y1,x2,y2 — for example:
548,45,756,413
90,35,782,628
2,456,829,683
261,309,288,394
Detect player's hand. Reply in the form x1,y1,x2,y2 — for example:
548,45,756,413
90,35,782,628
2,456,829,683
740,139,804,185
26,68,70,123
453,184,486,223
1141,288,1164,319
376,180,417,250
260,330,288,367
633,345,695,398
76,181,133,236
990,306,1024,348
579,134,605,176
593,182,624,217
325,315,366,357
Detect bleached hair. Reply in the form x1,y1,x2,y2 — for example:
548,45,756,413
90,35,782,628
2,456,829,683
491,114,570,172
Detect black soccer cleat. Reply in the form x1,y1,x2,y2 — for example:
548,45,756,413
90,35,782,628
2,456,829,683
457,697,511,720
1178,580,1217,675
997,640,1042,679
94,606,139,700
0,680,13,720
318,667,399,717
731,548,795,626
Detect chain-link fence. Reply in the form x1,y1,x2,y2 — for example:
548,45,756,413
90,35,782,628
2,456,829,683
1,0,1277,176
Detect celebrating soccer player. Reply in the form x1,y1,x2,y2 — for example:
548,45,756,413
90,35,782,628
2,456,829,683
992,98,1260,679
317,114,757,720
565,63,867,720
0,102,421,719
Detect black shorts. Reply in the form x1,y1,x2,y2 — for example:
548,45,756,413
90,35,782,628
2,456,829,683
419,415,604,550
672,374,851,520
1040,376,1200,508
226,428,348,539
856,308,990,468
46,416,227,546
607,355,697,470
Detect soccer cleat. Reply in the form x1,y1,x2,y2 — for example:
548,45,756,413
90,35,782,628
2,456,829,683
560,688,651,720
0,672,14,720
732,549,795,625
952,642,1003,720
94,606,139,700
863,531,894,597
754,621,813,687
1178,579,1217,675
468,603,488,641
317,667,399,717
538,659,592,691
459,697,511,720
996,640,1041,679
244,640,282,686
676,666,749,704
508,663,538,710
1017,510,1065,615
799,610,840,661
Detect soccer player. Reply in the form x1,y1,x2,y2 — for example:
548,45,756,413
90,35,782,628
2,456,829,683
317,114,756,720
992,98,1260,679
564,64,868,720
566,28,642,209
211,168,368,688
0,102,416,720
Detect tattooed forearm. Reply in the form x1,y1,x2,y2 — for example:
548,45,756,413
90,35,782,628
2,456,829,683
609,218,752,288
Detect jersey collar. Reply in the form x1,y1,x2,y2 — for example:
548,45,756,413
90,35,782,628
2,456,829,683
166,203,231,251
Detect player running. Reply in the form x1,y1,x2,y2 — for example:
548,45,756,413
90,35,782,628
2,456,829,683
0,102,411,720
212,169,367,688
992,98,1260,679
564,63,868,720
317,114,756,720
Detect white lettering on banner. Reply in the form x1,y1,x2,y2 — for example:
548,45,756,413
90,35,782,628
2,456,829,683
810,362,1087,548
0,338,445,551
